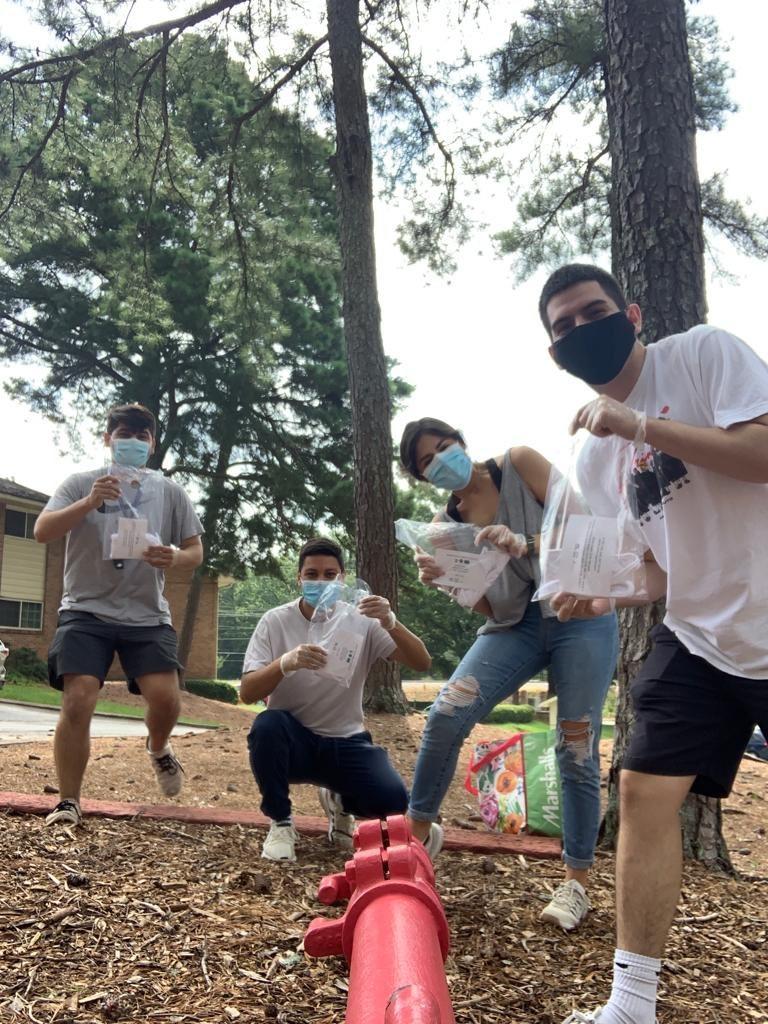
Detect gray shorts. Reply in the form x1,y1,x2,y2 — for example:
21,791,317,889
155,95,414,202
48,611,181,694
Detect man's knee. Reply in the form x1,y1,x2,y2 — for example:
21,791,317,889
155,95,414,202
366,776,409,817
135,672,180,709
60,675,100,727
248,709,291,751
619,769,692,821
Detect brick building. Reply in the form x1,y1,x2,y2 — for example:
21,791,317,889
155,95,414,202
0,477,218,679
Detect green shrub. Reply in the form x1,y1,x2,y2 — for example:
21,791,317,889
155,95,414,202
5,646,48,683
184,678,238,704
481,703,535,725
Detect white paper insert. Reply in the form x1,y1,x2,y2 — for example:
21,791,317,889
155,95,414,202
557,514,619,596
316,627,364,685
432,548,489,590
109,517,151,559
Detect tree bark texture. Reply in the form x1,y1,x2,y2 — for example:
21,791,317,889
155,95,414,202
604,0,707,342
602,0,731,871
325,0,406,713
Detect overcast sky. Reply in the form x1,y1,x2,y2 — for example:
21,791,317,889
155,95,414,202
1,0,766,497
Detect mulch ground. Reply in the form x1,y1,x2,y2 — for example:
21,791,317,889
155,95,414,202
1,684,767,1023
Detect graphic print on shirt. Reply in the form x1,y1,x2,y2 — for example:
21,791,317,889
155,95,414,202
626,411,691,523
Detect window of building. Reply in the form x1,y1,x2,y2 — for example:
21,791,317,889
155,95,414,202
0,599,43,630
4,509,37,539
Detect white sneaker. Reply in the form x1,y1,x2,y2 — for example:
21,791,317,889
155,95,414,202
261,821,298,862
422,822,444,861
147,742,184,797
45,799,83,827
562,1010,657,1024
318,788,355,849
541,879,590,931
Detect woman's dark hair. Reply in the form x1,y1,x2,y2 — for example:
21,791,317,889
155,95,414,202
298,537,345,573
106,403,156,437
399,417,464,481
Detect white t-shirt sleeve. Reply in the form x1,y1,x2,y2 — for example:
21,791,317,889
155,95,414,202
689,327,768,428
362,617,397,671
242,616,275,674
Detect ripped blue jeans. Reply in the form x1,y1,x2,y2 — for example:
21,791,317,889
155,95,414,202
409,601,618,870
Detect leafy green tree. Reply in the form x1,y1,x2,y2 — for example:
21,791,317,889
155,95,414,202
0,34,362,664
0,0,452,708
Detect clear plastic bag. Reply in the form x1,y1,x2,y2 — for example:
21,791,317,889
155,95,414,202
534,449,648,603
307,577,371,687
101,464,165,560
395,518,510,609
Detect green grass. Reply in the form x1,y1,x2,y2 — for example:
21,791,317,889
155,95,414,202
493,719,615,740
0,680,219,729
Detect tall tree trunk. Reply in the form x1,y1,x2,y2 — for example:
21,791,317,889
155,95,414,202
177,438,233,686
602,0,732,872
326,0,406,714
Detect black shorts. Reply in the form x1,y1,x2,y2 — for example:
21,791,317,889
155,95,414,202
624,623,768,798
48,611,182,694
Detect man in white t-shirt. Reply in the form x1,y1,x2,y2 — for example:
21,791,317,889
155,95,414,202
241,537,431,863
536,264,768,1024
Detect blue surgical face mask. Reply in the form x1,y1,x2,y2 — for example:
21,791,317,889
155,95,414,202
111,438,151,468
424,443,473,492
301,580,341,608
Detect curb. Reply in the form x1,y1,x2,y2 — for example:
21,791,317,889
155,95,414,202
0,790,562,859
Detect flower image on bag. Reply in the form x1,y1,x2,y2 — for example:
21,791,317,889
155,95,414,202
465,732,562,838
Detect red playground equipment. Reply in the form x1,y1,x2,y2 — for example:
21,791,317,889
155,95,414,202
304,815,455,1024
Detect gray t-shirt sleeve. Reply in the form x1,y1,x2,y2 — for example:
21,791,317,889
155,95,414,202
44,473,89,512
169,483,204,545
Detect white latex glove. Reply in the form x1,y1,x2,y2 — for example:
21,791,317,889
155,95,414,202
475,524,527,558
280,644,328,673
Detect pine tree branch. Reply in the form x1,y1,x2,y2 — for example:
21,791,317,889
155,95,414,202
362,33,455,218
0,69,77,219
0,0,250,84
225,33,329,298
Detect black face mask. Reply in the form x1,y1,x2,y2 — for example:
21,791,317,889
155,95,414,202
550,311,637,385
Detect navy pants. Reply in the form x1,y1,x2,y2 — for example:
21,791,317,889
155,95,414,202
247,709,409,822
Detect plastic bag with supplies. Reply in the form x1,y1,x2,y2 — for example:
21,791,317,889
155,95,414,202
533,445,648,603
307,578,372,687
101,464,165,560
395,518,510,609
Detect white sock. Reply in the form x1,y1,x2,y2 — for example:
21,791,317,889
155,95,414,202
599,949,660,1024
148,742,172,757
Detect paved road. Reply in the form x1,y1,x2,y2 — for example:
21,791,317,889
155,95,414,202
0,701,206,745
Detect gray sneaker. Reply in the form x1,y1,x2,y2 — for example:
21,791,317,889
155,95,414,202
318,788,355,848
45,799,83,827
541,879,590,930
147,742,184,797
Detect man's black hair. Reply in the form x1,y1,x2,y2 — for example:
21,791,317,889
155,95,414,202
538,263,628,333
106,403,157,437
298,537,345,573
399,417,465,481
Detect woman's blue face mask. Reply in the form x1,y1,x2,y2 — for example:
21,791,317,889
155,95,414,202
301,580,342,608
423,442,473,492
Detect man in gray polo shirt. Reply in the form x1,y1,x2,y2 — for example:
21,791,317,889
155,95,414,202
35,403,203,826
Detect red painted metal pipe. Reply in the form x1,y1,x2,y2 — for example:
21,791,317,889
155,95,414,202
304,816,455,1024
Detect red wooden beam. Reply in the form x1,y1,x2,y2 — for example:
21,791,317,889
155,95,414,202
0,790,562,859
